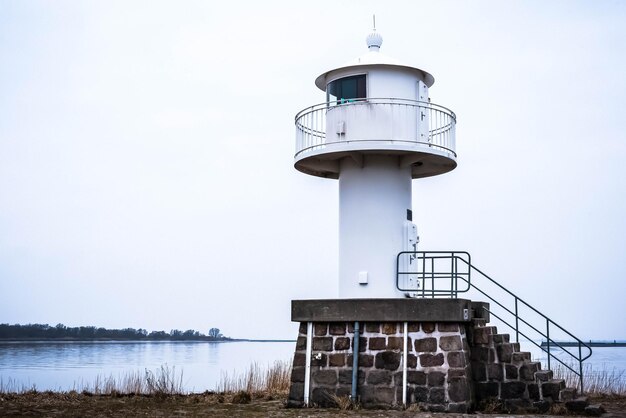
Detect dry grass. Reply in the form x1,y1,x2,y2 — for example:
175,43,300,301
552,363,626,395
216,360,291,396
1,364,185,396
548,402,569,415
145,364,184,396
1,361,291,400
480,398,504,413
0,377,37,394
325,393,359,410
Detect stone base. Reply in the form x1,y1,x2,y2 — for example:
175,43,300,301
287,299,596,414
288,319,471,411
287,299,481,411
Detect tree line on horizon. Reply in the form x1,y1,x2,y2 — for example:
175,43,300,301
0,323,228,341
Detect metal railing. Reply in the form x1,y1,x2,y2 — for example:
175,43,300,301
397,251,472,298
294,98,456,158
396,251,593,393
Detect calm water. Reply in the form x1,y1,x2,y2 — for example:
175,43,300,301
0,340,623,392
526,342,626,382
0,341,295,392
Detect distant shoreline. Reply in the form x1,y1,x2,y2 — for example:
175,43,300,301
0,324,296,343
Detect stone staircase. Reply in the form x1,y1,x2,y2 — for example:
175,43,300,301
469,319,605,415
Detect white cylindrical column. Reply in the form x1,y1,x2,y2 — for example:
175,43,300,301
338,155,411,298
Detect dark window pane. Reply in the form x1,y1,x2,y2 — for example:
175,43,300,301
357,76,366,98
327,75,366,104
342,78,357,100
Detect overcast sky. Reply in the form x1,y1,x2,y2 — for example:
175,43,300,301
1,1,624,340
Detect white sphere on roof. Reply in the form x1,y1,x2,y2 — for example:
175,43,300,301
366,30,383,50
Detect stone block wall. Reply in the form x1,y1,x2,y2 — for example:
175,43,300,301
469,324,575,413
288,321,472,412
287,299,598,414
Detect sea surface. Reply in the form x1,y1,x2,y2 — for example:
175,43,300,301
0,341,295,392
0,340,623,393
525,342,626,380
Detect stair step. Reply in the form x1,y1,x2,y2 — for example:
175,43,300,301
541,379,566,400
565,396,589,413
584,404,605,416
473,326,498,345
532,400,551,413
559,387,577,401
490,333,510,344
471,318,487,327
534,369,553,382
520,361,541,381
496,342,515,363
511,351,531,363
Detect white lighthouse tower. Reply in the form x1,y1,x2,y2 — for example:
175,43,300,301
289,28,590,413
294,29,456,298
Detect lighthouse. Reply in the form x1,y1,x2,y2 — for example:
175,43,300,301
294,29,456,298
287,28,591,413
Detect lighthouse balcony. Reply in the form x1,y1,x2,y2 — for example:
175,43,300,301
294,98,457,179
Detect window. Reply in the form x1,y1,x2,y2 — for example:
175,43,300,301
327,75,366,104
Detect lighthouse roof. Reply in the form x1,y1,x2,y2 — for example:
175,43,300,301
315,31,435,90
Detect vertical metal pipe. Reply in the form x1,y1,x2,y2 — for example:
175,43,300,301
431,257,435,298
515,298,519,343
402,321,408,407
546,319,551,370
579,342,584,394
351,321,360,400
421,255,426,298
304,321,313,407
450,254,454,297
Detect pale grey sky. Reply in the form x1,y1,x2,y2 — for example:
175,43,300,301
0,0,624,340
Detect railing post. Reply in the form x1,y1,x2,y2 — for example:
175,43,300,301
454,254,459,298
546,319,551,370
431,257,435,298
450,253,454,298
452,254,456,298
515,298,519,343
421,255,426,298
579,342,584,394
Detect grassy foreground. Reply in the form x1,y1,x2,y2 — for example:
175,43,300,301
1,362,625,417
1,391,625,417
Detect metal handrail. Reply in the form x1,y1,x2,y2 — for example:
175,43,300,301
294,98,457,121
294,98,456,159
396,251,471,298
396,251,593,393
296,139,457,159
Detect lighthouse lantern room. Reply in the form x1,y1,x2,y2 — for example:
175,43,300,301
294,29,457,298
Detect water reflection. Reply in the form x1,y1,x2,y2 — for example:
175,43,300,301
0,341,295,392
